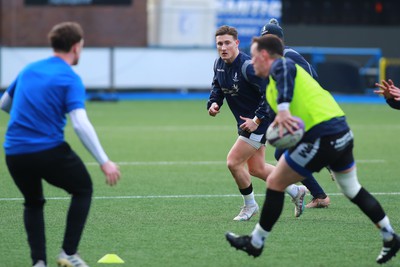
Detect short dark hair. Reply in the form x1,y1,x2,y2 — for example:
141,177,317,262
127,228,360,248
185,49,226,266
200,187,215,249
252,35,284,57
48,22,84,52
215,25,238,40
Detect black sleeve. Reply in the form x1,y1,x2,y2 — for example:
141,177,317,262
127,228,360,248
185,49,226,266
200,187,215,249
206,59,225,110
243,62,269,121
386,98,400,110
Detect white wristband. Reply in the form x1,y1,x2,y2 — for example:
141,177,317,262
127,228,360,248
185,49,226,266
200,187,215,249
278,102,290,111
252,117,260,126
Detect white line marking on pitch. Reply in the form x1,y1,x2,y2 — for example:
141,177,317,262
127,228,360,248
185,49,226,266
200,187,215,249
85,159,385,166
1,192,399,202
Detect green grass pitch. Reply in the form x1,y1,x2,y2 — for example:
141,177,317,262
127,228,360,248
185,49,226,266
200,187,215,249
0,100,399,267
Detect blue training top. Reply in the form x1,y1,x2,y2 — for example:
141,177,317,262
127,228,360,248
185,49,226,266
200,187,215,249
4,56,86,155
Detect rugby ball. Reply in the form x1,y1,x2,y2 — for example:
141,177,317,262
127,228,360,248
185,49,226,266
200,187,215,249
266,118,305,149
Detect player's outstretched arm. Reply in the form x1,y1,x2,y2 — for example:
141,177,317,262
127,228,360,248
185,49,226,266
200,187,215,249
69,108,121,185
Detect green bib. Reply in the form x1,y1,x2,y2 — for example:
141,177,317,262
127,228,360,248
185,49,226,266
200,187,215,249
266,64,345,131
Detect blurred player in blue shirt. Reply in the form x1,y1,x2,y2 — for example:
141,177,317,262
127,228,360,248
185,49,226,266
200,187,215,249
0,22,121,267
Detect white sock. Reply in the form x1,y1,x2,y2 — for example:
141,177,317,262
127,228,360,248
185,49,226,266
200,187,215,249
243,191,256,206
377,216,395,241
284,184,298,198
251,223,269,248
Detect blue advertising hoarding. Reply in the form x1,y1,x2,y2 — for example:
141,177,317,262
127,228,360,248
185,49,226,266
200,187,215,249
216,0,282,49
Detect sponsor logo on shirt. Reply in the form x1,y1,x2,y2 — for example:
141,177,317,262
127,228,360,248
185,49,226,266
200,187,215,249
222,84,239,96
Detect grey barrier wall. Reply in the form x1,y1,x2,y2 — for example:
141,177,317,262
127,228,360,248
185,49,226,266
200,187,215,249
0,47,218,90
1,46,385,94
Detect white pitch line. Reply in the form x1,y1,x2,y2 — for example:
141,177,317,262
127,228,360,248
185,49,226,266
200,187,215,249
89,125,233,132
85,159,385,166
1,192,399,202
91,161,226,166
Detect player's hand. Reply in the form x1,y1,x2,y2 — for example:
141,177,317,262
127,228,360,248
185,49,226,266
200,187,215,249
208,102,220,117
101,160,121,186
273,110,300,137
239,115,258,133
374,79,394,99
388,85,400,101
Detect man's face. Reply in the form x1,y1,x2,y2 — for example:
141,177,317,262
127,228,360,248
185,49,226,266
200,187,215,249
216,34,239,64
251,42,269,78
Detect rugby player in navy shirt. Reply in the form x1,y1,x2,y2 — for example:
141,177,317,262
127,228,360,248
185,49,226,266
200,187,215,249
207,25,307,221
226,34,400,266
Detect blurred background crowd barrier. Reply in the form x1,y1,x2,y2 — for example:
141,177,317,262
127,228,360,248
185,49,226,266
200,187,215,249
0,0,399,95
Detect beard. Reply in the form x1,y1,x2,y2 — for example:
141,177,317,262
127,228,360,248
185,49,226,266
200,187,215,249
72,57,79,66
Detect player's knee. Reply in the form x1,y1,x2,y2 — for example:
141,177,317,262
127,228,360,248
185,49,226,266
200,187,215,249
266,174,281,189
334,168,361,199
24,198,46,209
248,167,263,179
248,167,256,177
67,180,93,197
82,186,93,197
226,156,241,172
249,165,272,180
226,159,235,172
76,185,93,197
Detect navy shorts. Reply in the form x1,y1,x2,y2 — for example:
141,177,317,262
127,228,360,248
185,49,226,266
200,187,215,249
284,130,355,177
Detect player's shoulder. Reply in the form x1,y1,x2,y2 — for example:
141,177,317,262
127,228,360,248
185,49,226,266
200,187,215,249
236,52,254,71
239,50,251,58
283,46,300,56
22,57,51,72
284,47,307,63
270,57,297,79
273,57,296,69
237,51,252,63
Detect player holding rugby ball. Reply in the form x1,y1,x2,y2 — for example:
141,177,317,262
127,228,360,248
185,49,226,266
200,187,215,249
226,34,400,265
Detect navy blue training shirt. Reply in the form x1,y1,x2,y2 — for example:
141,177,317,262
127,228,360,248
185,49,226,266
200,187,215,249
207,51,270,134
